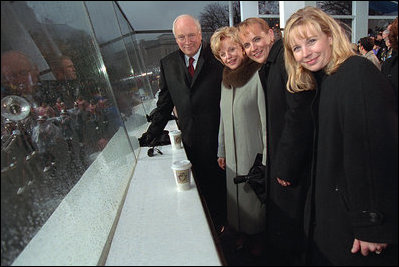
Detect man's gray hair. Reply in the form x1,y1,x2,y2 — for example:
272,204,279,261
172,14,201,36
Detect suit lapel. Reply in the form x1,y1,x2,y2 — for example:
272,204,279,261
176,50,192,87
178,43,207,87
191,52,204,86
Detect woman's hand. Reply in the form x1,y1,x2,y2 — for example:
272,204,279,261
351,238,388,256
217,157,226,170
277,177,291,187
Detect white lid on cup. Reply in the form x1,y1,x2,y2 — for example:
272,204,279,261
171,159,191,170
169,130,181,136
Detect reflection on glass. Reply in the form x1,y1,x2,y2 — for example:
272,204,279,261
369,1,398,16
369,19,395,34
336,19,353,40
1,1,144,265
317,1,352,15
258,1,279,15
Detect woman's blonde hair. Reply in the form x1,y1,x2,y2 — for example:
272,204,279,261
283,6,355,93
210,26,243,64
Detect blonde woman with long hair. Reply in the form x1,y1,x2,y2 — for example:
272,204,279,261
284,6,397,266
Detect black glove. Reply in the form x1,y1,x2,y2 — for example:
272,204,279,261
138,132,155,147
233,154,266,203
233,164,265,186
138,130,171,147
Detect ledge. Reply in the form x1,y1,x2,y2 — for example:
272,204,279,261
105,120,222,266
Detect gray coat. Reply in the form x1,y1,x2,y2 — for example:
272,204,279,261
217,60,266,234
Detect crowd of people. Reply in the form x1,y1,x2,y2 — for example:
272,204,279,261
140,9,397,267
355,19,397,81
1,51,116,194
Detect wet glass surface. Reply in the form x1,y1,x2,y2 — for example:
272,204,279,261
1,1,149,265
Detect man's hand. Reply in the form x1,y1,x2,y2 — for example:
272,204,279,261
351,238,388,256
217,157,226,170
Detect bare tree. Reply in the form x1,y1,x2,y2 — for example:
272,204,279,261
317,1,352,15
199,1,240,32
258,1,279,15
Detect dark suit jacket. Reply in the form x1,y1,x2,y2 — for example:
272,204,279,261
146,43,223,155
145,43,226,228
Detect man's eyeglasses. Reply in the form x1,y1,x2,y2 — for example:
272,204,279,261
176,33,197,42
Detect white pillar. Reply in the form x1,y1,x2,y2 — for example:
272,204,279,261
240,1,258,21
279,1,307,29
229,1,234,26
353,1,368,43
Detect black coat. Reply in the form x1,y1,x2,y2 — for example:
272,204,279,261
306,56,398,266
381,51,398,112
259,39,315,259
146,43,226,228
147,43,223,151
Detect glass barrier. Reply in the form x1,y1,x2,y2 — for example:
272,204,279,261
1,1,152,265
317,1,352,15
369,1,398,16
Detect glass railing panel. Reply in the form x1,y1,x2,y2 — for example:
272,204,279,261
113,2,153,153
1,1,137,265
85,1,145,157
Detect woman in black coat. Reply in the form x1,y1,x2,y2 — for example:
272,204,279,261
381,17,398,112
283,7,398,266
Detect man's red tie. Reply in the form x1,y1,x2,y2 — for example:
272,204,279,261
188,57,195,77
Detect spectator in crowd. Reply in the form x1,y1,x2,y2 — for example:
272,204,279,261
34,100,56,118
69,101,85,147
31,115,62,172
210,26,266,256
351,43,360,55
358,36,381,70
381,17,398,111
1,50,42,105
54,97,67,115
1,51,46,192
372,33,382,56
272,25,282,42
58,110,74,153
1,117,38,195
139,14,226,234
284,6,398,266
52,55,77,81
75,95,88,110
47,55,81,108
380,28,393,62
375,31,386,62
237,17,315,265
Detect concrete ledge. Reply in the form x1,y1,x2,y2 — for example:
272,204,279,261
105,120,222,266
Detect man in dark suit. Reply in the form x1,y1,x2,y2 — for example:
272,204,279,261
139,14,226,234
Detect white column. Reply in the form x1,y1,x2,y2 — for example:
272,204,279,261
229,1,234,26
279,1,307,29
240,1,258,21
353,1,368,43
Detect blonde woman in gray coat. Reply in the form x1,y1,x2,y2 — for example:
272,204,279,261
211,26,266,256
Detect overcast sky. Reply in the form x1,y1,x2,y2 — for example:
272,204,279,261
117,1,228,30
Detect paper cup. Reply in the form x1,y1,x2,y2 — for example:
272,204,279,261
171,159,192,190
168,130,182,149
